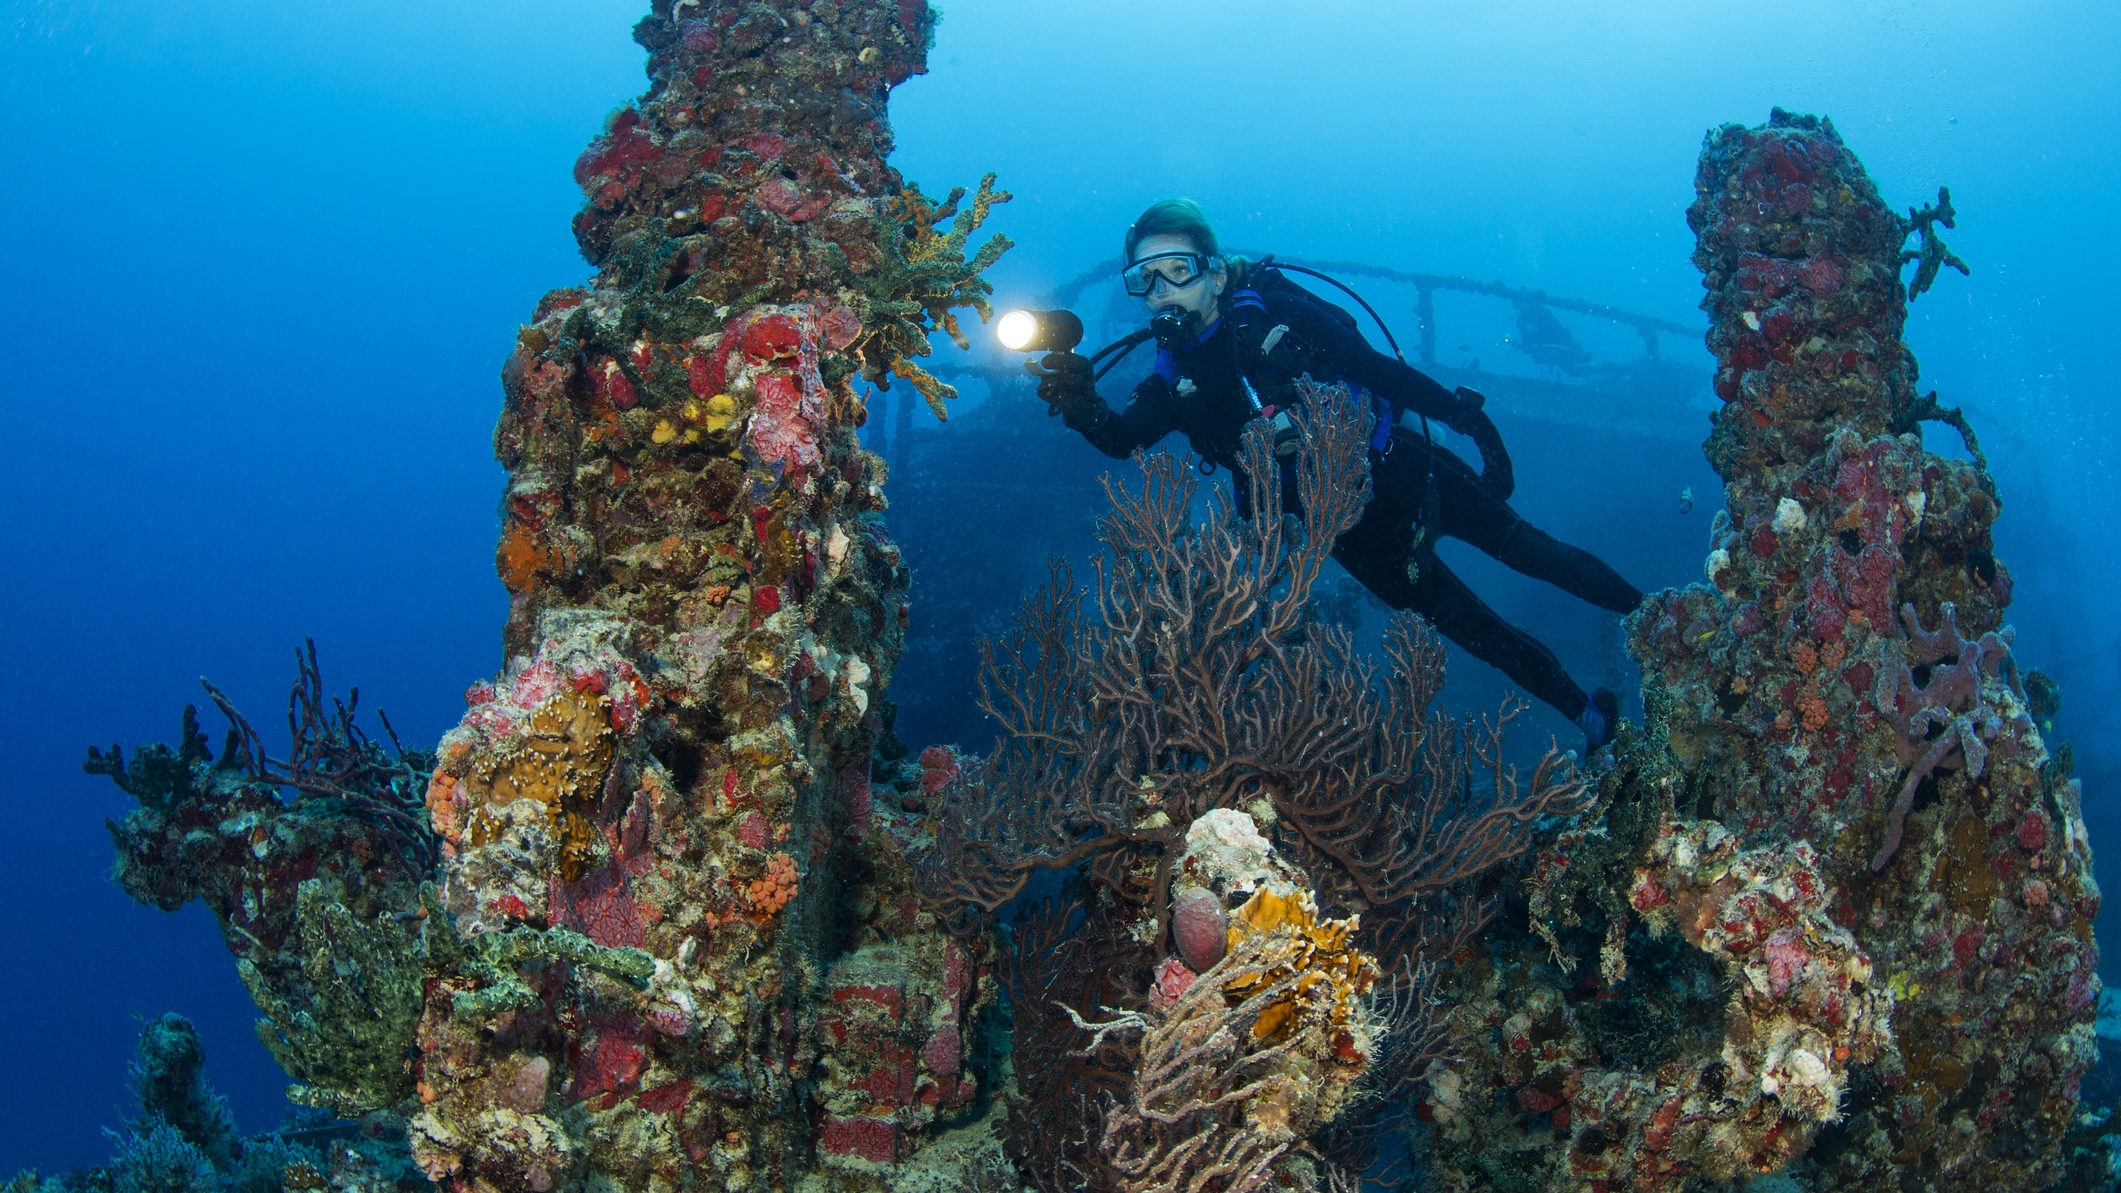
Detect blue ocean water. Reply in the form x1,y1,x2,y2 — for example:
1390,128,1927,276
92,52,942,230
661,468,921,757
2,0,2115,1173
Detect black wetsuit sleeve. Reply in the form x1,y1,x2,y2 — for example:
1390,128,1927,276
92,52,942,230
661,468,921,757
1273,291,1472,428
1079,373,1183,459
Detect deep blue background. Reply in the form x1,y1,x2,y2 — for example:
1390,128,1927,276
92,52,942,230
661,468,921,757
4,0,2115,1172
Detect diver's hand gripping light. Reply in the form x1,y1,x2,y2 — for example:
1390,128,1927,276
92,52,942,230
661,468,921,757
996,309,1083,353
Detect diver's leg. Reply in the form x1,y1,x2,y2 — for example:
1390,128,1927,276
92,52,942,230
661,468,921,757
1425,448,1643,614
1334,528,1592,723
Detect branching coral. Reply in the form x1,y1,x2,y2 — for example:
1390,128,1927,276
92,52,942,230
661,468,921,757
839,172,1013,419
204,640,436,868
1361,952,1457,1101
1899,186,1969,301
1096,907,1378,1193
912,380,1584,946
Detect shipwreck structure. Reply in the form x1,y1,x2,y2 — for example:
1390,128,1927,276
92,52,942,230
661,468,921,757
71,5,2110,1191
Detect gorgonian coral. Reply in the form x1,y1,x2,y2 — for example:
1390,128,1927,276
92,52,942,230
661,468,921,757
911,380,1584,946
914,381,1583,1191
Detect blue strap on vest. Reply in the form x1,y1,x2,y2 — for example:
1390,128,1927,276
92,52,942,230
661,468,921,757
1329,373,1394,453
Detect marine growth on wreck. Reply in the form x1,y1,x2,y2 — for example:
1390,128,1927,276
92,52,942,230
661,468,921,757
1425,111,2105,1193
44,5,2116,1193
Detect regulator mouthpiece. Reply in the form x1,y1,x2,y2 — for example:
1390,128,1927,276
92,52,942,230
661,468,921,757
1150,306,1194,349
996,309,1083,353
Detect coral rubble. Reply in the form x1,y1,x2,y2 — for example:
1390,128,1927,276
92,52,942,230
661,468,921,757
1427,109,2101,1192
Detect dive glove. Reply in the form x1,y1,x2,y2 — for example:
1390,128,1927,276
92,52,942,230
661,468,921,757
1452,386,1515,501
1028,352,1106,432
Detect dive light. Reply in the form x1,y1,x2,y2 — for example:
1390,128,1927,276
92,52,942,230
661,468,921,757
996,309,1083,353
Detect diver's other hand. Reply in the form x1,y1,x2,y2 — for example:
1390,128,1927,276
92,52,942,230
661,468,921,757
1452,387,1515,501
1446,383,1486,427
1029,351,1101,427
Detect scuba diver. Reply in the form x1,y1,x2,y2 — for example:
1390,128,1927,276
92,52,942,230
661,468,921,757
1031,199,1642,750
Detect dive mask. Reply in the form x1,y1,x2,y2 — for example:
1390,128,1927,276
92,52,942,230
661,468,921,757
1122,251,1219,297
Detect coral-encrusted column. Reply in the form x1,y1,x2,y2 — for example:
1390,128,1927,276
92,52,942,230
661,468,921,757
1635,111,2098,1188
1426,110,2100,1193
412,3,1008,1189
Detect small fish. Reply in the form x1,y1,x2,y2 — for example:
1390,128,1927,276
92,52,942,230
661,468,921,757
1679,486,1695,515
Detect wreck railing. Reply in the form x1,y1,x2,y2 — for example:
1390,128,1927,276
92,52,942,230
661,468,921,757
1047,254,1700,363
874,256,1708,460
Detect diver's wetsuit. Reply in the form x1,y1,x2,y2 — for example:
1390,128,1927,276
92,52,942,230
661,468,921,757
1063,266,1641,722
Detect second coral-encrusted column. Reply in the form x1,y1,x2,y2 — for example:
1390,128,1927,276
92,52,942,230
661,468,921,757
1639,109,2100,1189
410,2,1009,1189
1425,110,2100,1193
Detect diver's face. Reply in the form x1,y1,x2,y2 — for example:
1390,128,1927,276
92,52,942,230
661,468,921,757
1132,232,1226,328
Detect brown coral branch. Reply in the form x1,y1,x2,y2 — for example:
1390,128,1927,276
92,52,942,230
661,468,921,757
1000,893,1153,1192
200,640,437,869
1275,646,1587,910
1364,953,1455,1099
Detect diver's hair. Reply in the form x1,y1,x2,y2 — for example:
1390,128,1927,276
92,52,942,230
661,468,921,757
1124,198,1249,285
